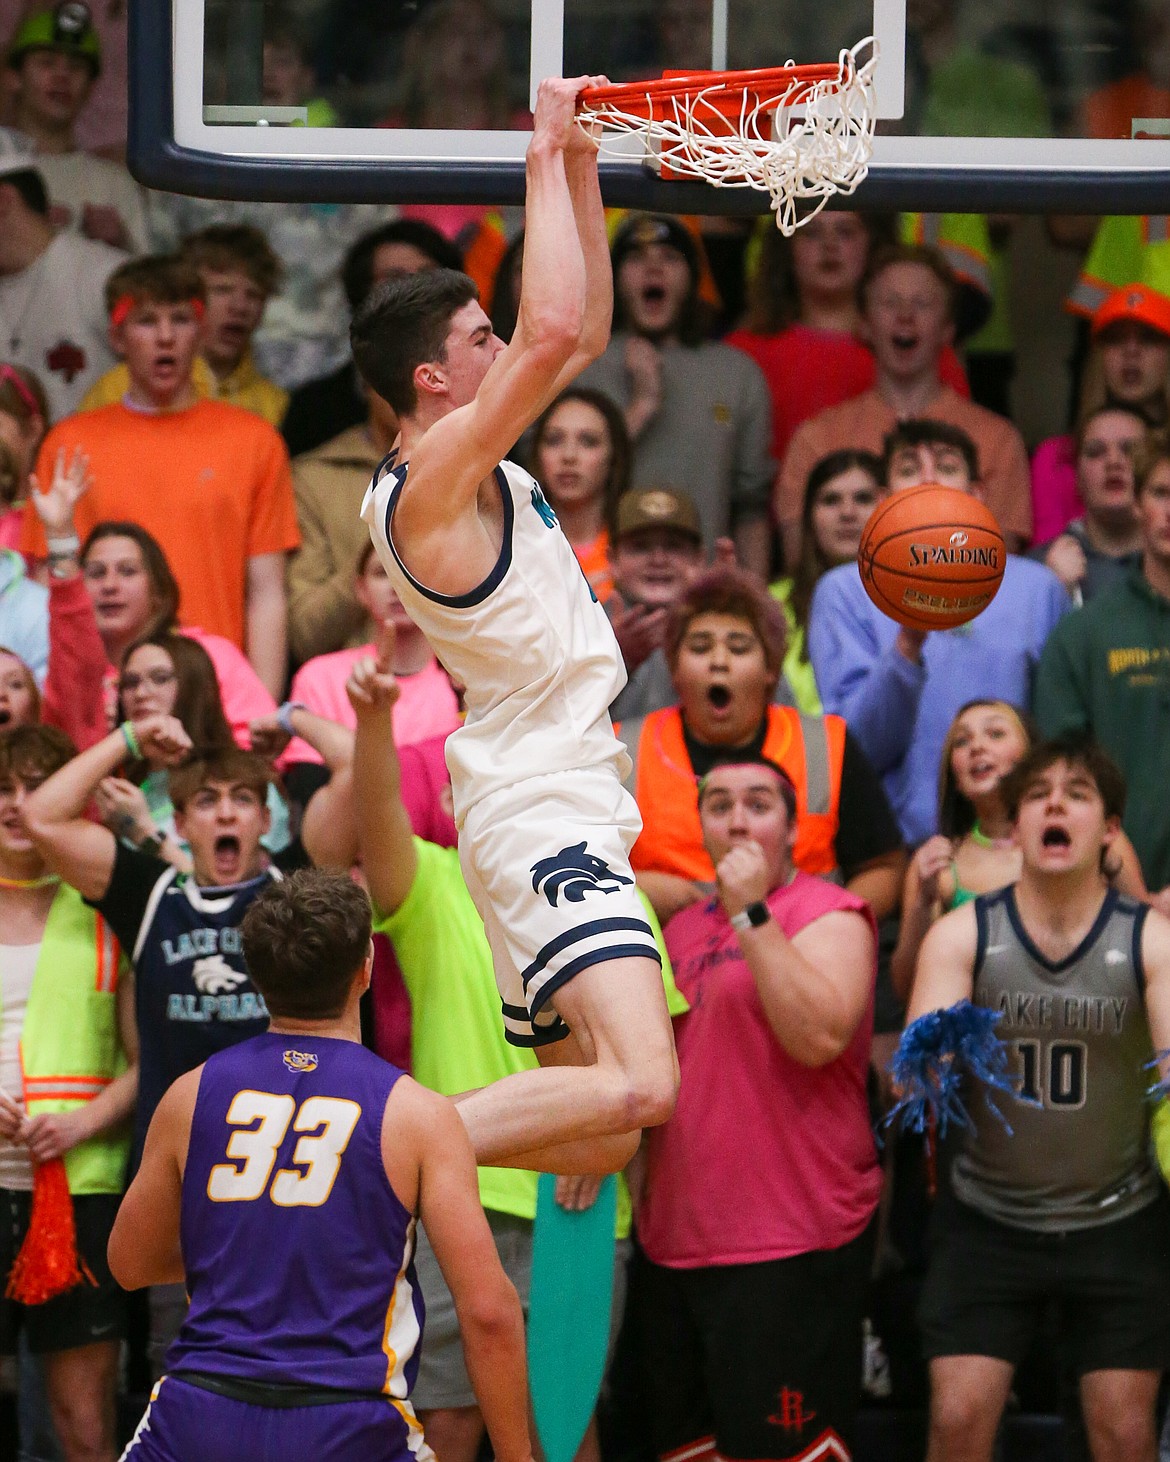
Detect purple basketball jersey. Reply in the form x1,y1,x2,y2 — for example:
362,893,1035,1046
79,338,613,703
169,1032,424,1420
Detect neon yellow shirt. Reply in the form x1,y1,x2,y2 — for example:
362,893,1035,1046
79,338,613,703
375,838,687,1232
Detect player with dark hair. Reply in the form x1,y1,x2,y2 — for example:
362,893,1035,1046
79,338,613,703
22,718,300,1373
351,77,678,1176
110,868,531,1462
905,734,1170,1462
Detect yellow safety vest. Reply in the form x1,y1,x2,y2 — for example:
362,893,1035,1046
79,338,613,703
1067,216,1170,318
12,884,130,1194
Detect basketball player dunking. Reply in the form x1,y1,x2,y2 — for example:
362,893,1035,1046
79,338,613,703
906,734,1170,1462
350,76,678,1174
111,871,531,1462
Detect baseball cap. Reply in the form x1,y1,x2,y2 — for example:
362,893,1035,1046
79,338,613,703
8,3,101,76
1091,283,1170,341
0,127,41,181
614,487,703,542
610,212,700,282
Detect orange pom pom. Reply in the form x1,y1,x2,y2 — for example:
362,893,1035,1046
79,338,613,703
6,1159,94,1305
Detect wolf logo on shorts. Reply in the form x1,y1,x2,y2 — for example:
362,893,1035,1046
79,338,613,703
530,844,635,907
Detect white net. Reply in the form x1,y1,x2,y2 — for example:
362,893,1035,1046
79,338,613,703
579,39,878,235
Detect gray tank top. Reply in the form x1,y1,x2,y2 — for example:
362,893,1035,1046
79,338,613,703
950,885,1159,1232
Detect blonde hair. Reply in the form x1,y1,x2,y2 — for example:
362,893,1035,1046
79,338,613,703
936,700,1032,838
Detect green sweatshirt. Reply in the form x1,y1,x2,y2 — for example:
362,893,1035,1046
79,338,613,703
1034,566,1170,888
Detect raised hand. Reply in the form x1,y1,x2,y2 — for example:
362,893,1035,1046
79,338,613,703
248,716,291,762
610,600,668,674
131,714,193,767
95,776,155,842
30,447,92,538
715,838,771,920
533,75,608,154
346,620,401,716
1043,533,1088,596
712,537,738,570
81,202,131,250
912,834,954,909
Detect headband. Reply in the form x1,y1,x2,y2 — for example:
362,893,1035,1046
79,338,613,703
109,295,206,328
0,364,40,419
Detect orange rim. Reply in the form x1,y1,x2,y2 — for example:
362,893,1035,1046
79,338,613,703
578,63,843,117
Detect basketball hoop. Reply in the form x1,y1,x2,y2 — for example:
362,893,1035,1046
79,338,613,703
577,39,878,235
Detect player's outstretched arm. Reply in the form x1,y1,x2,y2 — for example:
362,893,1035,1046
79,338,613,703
22,715,192,901
384,1080,532,1462
405,77,605,516
904,902,979,1025
543,106,612,400
350,632,417,918
108,1066,201,1291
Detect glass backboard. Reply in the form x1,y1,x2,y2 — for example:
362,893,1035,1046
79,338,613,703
130,0,1170,211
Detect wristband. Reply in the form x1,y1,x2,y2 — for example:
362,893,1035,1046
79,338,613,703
730,900,770,933
120,720,141,759
136,828,167,857
276,701,307,736
46,533,80,556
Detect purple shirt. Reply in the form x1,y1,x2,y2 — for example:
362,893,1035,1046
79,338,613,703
170,1032,424,1412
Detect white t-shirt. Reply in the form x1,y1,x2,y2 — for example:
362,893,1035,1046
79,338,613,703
36,151,150,253
0,231,124,420
0,942,36,1192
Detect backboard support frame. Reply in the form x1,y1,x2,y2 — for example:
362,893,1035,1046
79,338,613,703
130,0,1170,214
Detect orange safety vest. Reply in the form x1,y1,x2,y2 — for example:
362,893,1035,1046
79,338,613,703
622,704,845,883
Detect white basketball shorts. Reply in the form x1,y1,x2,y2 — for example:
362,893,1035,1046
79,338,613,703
458,766,661,1046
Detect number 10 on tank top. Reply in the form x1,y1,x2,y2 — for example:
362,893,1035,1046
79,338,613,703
207,1090,361,1205
1014,1039,1087,1110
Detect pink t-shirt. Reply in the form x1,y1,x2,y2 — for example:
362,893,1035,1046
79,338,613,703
639,872,881,1268
284,647,460,765
1030,433,1081,544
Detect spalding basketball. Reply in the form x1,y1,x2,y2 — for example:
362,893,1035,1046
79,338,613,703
858,484,1006,632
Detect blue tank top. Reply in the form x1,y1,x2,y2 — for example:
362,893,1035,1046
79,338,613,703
169,1032,425,1419
129,868,277,1163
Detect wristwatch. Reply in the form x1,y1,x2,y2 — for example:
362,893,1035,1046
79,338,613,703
730,900,771,933
135,828,167,857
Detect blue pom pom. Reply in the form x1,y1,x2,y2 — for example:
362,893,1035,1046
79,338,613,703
885,999,1019,1139
1144,1048,1170,1103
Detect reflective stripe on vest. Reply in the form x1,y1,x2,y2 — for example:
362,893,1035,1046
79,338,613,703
622,704,844,882
13,885,130,1194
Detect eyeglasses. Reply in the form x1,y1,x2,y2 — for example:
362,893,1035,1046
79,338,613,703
119,668,176,693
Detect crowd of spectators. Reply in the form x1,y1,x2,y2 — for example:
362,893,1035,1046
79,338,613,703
2,2,1170,1461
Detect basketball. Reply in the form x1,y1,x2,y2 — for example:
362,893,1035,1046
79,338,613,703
857,484,1006,633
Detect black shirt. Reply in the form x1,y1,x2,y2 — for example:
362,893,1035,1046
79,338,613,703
90,843,290,1161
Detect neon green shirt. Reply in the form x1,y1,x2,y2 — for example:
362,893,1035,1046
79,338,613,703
375,838,688,1232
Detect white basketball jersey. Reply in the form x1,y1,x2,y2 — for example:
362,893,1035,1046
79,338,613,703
361,455,629,825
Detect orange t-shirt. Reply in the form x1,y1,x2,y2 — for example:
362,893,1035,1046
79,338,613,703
24,399,300,647
573,528,613,604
